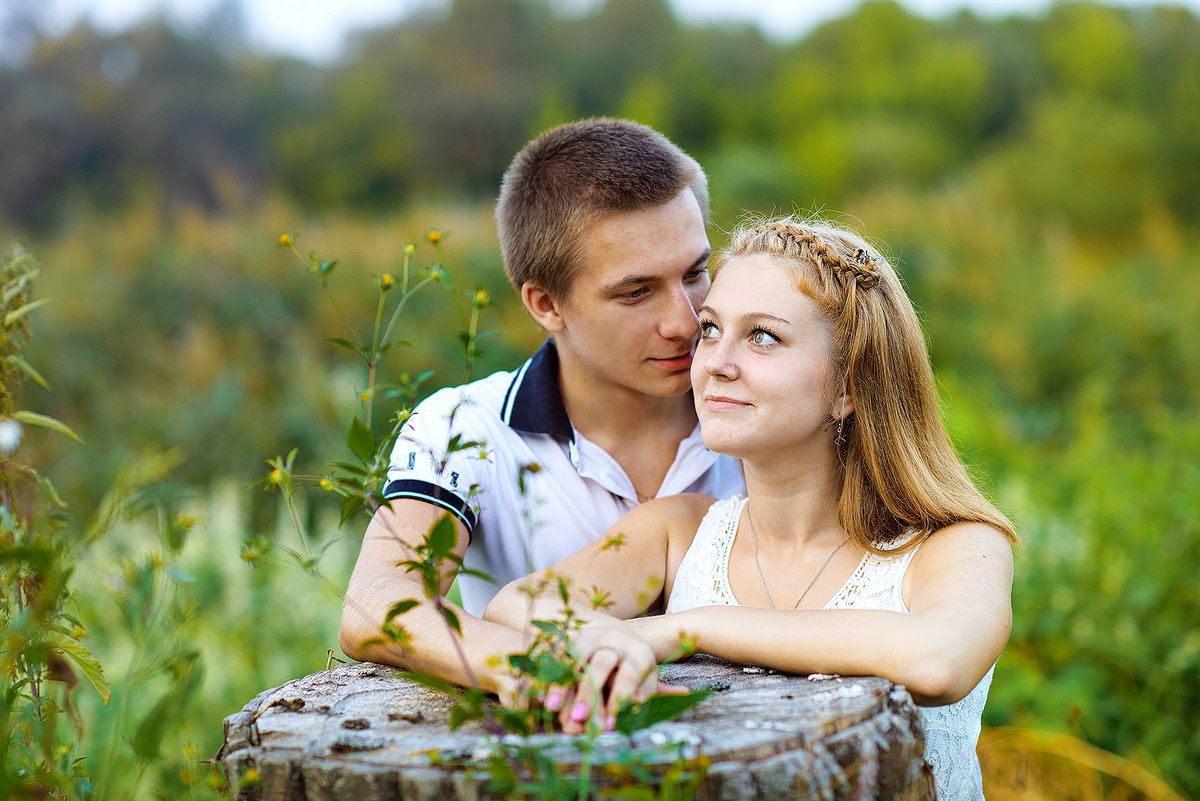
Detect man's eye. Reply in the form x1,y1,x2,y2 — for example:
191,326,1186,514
621,288,648,301
684,267,707,283
750,329,779,346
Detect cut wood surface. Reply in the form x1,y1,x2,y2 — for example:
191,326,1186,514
218,655,934,800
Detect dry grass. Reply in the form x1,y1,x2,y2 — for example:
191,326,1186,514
980,727,1191,801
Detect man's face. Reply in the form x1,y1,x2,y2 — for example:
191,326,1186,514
553,189,712,401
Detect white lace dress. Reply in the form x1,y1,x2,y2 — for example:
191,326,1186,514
666,495,993,801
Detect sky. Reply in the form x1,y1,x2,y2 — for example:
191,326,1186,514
38,0,1200,62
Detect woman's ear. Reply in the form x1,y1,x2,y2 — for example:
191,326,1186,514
831,390,855,422
520,283,566,333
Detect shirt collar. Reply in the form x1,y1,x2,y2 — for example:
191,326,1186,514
502,339,574,441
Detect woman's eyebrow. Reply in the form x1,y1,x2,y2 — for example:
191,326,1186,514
698,306,790,327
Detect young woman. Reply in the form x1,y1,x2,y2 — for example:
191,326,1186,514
485,218,1017,801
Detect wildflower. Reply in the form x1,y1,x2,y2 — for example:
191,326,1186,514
319,478,334,492
0,418,22,455
277,233,292,248
404,244,415,255
379,273,396,291
426,229,442,245
359,391,371,402
268,467,284,486
239,767,261,787
473,289,489,308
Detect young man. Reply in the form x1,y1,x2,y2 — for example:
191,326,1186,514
338,119,743,699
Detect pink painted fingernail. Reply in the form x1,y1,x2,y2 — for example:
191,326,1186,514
570,701,588,723
545,691,563,711
605,715,616,731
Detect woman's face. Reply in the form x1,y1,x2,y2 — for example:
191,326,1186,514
691,253,849,459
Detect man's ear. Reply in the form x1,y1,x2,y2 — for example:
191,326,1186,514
521,283,566,333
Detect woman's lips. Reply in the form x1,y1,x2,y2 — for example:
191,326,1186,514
703,395,750,411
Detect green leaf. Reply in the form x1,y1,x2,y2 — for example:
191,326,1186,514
339,494,363,526
401,670,462,697
12,410,83,443
45,633,110,704
347,416,375,463
614,688,713,735
132,690,177,760
378,339,412,355
531,619,566,637
507,653,537,674
385,599,420,621
439,606,462,635
454,567,496,584
4,296,51,326
330,461,368,477
4,354,49,389
322,337,362,354
426,513,457,560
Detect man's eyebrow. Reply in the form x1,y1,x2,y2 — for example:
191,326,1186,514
602,249,713,294
603,273,659,293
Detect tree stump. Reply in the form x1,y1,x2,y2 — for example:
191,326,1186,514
218,655,933,800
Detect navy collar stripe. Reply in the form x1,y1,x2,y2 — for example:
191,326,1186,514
504,339,574,441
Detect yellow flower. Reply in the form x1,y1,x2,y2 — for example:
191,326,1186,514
379,273,396,291
319,478,334,492
277,233,292,248
473,289,489,307
426,229,442,245
359,391,371,402
404,243,415,255
268,467,284,486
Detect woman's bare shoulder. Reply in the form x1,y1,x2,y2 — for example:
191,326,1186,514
907,521,1015,601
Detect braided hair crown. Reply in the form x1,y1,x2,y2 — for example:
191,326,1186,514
749,221,882,289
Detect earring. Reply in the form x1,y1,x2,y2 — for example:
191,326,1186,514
834,416,846,446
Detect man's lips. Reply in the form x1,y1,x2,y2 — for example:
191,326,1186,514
702,395,751,411
651,352,693,370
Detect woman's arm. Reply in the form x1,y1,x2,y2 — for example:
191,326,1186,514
484,492,713,628
630,521,1014,706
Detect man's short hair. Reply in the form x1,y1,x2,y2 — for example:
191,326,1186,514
496,118,709,301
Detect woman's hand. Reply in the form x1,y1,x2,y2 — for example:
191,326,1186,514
627,612,699,663
539,621,686,734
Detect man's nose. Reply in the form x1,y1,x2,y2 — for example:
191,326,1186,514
659,286,700,340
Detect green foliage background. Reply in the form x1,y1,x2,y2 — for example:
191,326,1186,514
2,0,1198,797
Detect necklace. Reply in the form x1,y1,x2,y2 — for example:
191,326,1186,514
746,505,850,611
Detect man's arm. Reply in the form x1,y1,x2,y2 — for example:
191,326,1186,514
339,498,530,698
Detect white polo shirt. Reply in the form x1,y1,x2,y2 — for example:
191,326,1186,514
383,339,745,615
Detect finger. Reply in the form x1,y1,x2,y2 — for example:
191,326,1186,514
632,665,660,704
543,683,567,712
558,685,586,734
653,680,691,696
604,656,654,721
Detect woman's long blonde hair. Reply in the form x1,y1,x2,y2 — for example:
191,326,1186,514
711,217,1018,554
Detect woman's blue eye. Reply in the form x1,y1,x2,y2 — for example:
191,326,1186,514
750,329,779,346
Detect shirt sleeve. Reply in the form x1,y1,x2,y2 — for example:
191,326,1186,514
382,387,491,535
